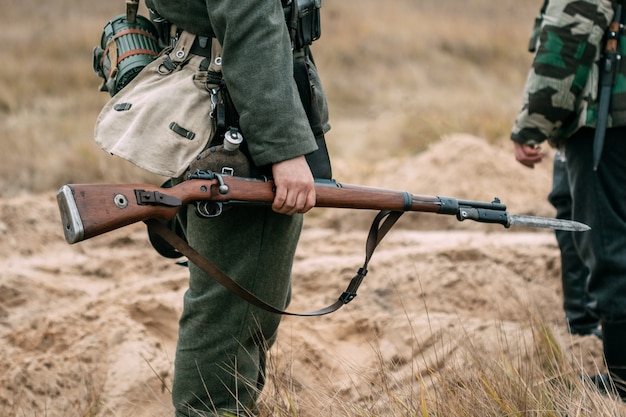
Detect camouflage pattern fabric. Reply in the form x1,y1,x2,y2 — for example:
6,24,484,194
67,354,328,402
511,0,625,147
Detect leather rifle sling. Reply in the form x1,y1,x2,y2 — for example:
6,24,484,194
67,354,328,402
145,210,404,316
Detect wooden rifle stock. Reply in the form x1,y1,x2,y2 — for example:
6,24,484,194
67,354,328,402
57,173,507,244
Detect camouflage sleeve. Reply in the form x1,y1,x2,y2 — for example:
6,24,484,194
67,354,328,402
511,0,613,145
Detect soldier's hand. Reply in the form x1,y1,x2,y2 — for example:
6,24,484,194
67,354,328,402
271,156,316,215
513,142,544,169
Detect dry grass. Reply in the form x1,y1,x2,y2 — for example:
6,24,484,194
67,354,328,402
256,315,623,417
0,0,537,196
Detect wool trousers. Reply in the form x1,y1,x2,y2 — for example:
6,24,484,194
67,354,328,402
172,204,301,416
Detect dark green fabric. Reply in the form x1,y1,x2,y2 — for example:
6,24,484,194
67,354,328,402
172,204,301,416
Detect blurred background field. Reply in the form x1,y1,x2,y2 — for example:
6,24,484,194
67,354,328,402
4,2,625,416
0,0,538,197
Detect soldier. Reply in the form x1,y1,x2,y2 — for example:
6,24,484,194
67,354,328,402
512,0,626,399
143,0,331,415
528,1,601,339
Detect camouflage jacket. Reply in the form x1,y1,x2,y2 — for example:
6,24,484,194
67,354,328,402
511,0,626,146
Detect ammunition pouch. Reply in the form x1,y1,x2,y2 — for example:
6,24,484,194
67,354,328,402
284,0,322,50
92,12,162,96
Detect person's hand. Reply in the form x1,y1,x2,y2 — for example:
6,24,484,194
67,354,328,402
513,142,545,169
271,156,316,215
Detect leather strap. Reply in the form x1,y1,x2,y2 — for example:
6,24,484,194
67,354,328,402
145,209,403,316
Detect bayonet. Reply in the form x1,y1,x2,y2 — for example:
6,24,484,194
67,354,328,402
507,213,590,232
455,207,590,232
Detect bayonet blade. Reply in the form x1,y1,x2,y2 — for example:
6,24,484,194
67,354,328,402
508,214,590,232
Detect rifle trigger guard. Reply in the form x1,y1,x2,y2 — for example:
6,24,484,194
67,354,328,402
195,201,223,218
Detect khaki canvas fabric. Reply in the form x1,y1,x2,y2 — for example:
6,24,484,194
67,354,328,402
94,35,220,177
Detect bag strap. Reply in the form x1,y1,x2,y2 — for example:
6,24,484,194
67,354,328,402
126,0,139,22
208,38,223,73
156,31,197,75
145,209,403,316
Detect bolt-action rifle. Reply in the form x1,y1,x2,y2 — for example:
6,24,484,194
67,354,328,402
57,170,588,245
56,171,589,316
594,2,624,170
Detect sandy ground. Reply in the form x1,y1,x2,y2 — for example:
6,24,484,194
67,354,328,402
0,134,608,416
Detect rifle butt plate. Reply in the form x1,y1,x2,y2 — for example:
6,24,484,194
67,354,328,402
56,185,85,244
